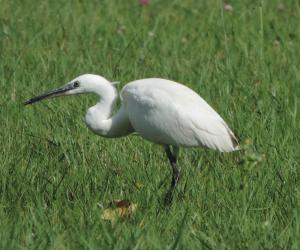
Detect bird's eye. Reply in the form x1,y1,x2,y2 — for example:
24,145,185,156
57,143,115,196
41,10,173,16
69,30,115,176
73,81,80,88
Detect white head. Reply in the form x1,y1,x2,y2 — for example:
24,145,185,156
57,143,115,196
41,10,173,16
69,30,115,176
24,74,117,105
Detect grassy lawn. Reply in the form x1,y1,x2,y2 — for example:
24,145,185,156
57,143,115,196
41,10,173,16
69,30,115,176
1,0,300,249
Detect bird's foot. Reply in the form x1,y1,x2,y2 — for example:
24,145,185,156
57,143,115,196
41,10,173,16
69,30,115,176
164,189,174,207
164,171,181,206
164,192,173,207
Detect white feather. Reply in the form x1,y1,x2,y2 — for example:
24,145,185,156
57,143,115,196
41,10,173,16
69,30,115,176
121,78,238,152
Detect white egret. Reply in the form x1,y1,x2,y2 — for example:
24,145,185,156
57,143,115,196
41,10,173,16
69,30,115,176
24,74,239,203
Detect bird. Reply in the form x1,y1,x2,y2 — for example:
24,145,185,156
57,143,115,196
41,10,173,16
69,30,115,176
24,74,239,204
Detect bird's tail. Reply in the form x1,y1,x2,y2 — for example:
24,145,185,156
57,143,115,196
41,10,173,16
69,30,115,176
228,129,240,151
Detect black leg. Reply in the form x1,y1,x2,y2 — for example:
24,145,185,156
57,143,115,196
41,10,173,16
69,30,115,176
164,145,180,205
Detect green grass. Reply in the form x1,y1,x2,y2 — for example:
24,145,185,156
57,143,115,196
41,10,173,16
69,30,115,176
1,0,300,249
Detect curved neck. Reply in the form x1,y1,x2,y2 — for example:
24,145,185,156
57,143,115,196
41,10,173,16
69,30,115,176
85,84,134,138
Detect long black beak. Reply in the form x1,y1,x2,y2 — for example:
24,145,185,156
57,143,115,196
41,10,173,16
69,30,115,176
24,84,74,105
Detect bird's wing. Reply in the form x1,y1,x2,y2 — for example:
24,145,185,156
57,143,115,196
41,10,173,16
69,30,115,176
121,78,238,152
176,102,239,152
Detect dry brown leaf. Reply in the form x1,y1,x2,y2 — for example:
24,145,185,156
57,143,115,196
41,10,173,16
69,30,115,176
101,200,137,223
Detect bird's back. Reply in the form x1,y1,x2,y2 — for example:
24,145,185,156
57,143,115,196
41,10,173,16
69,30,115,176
121,78,238,152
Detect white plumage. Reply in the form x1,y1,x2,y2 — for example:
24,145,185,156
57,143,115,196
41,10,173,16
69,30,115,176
24,74,239,204
121,78,238,152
